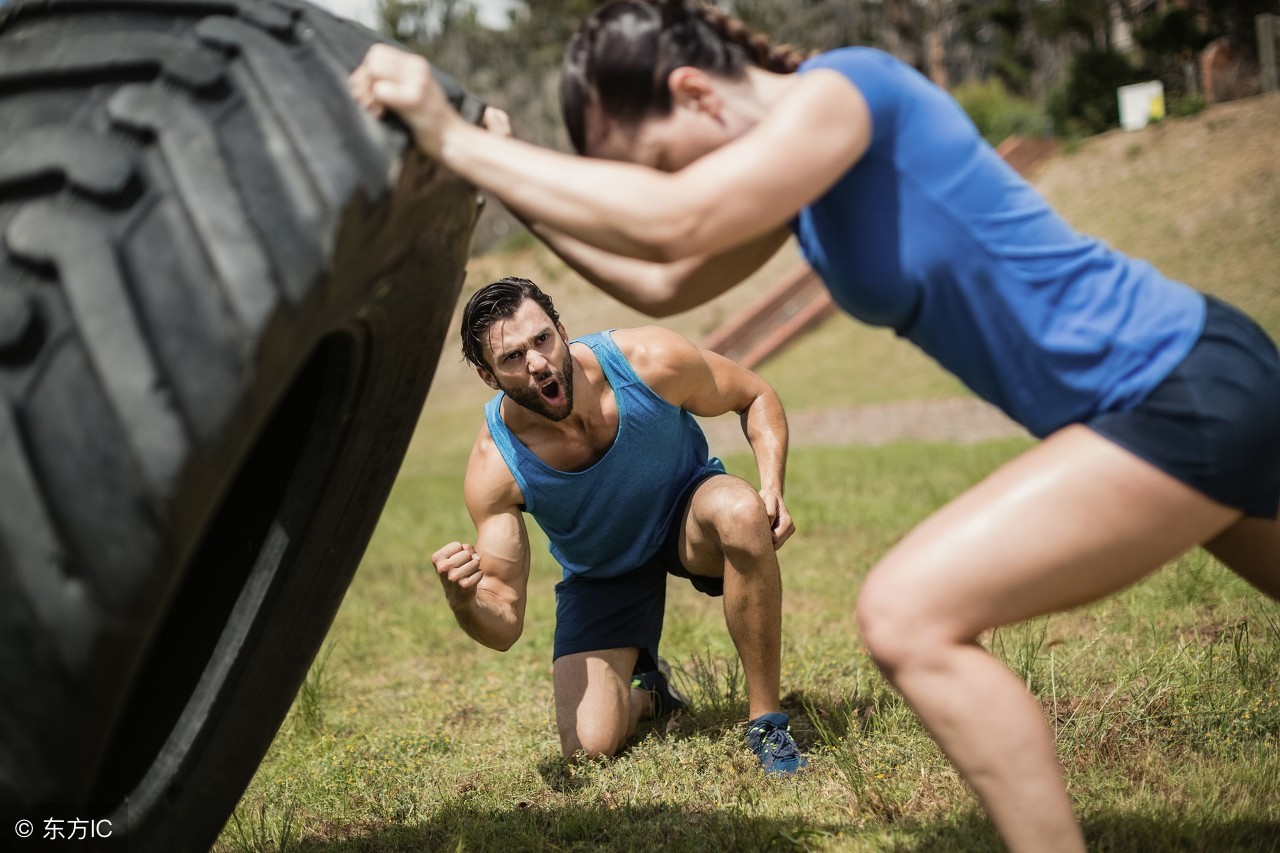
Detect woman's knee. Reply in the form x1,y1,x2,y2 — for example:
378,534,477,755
1204,515,1280,601
856,568,970,674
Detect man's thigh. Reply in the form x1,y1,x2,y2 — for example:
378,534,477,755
553,567,665,670
552,647,639,756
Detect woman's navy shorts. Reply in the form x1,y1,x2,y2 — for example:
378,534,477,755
1087,295,1280,518
552,472,725,673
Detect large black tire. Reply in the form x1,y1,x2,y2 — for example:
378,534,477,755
0,1,481,848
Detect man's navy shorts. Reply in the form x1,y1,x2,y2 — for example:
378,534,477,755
1087,295,1280,519
552,471,726,674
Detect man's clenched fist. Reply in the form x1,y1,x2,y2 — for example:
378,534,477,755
432,541,483,610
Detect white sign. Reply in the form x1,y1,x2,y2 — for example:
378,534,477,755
1117,80,1166,131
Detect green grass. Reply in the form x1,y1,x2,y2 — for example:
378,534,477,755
217,441,1280,852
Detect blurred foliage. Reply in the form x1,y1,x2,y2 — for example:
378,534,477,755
1047,48,1145,137
1204,0,1275,60
952,76,1045,144
1166,91,1208,116
1133,8,1216,98
1132,7,1215,56
378,0,602,249
729,0,877,57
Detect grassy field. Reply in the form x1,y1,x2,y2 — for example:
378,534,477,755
215,95,1280,851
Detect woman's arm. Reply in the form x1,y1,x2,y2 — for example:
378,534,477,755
351,45,870,263
529,220,791,316
473,101,788,312
475,105,791,315
478,109,788,313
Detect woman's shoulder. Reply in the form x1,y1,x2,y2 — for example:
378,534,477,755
798,47,924,134
800,46,909,78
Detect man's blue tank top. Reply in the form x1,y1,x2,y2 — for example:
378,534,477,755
792,48,1206,438
484,330,725,579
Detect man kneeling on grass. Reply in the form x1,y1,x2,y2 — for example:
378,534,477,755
430,277,805,774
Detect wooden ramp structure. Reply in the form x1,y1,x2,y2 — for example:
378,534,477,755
700,264,836,370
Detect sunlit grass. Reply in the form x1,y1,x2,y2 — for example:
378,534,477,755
218,441,1280,851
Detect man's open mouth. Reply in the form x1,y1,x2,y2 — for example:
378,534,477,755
538,376,563,404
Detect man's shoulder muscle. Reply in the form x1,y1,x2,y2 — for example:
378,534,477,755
464,423,524,515
610,326,701,392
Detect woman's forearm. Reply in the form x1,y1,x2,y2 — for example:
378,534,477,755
354,46,866,265
527,221,681,314
528,218,791,317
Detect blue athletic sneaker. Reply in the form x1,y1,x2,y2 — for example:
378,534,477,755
746,712,807,774
631,658,687,719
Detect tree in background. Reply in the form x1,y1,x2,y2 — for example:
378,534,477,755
1131,5,1214,103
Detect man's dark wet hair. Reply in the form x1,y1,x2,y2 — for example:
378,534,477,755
461,277,562,371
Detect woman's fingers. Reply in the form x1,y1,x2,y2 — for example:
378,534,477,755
481,106,512,138
347,61,384,116
360,46,429,109
349,45,453,155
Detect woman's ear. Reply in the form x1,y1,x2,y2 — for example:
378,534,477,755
667,66,722,118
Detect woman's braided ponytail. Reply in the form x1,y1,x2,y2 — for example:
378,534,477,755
693,3,806,74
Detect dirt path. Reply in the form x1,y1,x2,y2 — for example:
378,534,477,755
699,397,1028,455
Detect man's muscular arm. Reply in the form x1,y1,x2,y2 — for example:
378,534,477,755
431,427,531,651
616,327,793,547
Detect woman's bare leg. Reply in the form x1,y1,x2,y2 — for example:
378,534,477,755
856,425,1242,853
1204,514,1280,600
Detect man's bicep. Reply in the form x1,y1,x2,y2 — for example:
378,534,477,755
474,512,530,620
463,439,531,595
475,508,529,574
681,347,771,419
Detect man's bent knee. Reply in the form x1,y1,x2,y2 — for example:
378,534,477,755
705,479,772,549
561,715,628,760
